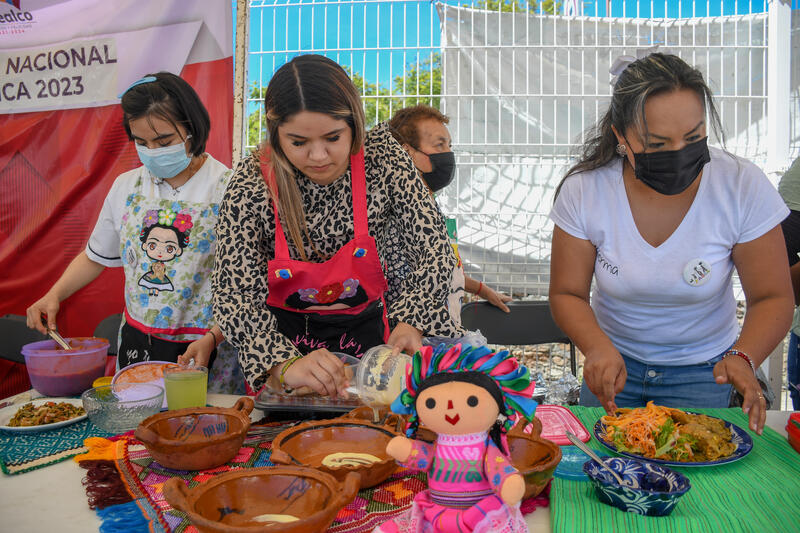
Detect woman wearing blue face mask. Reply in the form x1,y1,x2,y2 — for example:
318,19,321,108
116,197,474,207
549,53,792,435
26,72,245,394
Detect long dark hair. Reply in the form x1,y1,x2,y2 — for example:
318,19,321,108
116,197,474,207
556,53,724,197
260,54,366,261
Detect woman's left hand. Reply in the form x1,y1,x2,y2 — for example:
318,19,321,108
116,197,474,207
713,355,766,434
388,322,423,355
178,334,215,368
481,286,512,313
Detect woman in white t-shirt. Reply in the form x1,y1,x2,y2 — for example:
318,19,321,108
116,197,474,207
25,72,244,393
549,53,792,434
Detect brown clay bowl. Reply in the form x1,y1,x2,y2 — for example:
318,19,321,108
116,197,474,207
164,466,360,533
270,417,399,489
134,397,254,471
343,406,404,432
507,418,562,499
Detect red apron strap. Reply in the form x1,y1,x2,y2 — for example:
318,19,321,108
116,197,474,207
350,149,368,236
259,155,291,259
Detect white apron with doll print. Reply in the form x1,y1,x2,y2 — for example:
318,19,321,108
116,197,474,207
119,173,228,339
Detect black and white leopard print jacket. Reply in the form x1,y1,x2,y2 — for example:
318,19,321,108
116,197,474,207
213,122,464,390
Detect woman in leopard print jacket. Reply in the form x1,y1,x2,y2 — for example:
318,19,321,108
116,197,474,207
213,55,464,394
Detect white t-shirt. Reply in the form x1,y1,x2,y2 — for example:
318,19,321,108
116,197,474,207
86,154,230,267
550,147,788,365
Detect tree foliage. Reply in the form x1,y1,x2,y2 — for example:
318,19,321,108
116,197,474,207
246,53,443,144
467,0,561,14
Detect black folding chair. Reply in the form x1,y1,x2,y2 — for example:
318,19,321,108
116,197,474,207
0,314,48,364
460,300,577,375
93,313,123,356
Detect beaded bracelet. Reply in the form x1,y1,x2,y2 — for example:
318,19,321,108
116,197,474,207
723,349,755,374
278,355,302,393
205,329,222,347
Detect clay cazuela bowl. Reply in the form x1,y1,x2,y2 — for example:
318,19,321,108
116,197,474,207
270,417,399,489
164,466,360,533
506,418,562,499
134,397,254,471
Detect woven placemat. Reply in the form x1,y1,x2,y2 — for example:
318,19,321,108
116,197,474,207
0,419,114,475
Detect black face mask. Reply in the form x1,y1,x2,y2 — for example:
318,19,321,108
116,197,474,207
417,150,456,192
628,137,711,195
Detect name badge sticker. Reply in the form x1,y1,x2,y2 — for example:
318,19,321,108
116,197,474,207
683,258,711,287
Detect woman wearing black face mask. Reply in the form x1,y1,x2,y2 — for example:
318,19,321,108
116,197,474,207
386,105,512,327
549,53,792,435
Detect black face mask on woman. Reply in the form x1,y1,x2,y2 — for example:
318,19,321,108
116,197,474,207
417,150,456,192
628,136,711,196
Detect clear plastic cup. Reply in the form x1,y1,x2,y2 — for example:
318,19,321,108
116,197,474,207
163,366,208,410
350,345,411,407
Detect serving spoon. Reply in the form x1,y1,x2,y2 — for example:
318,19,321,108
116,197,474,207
565,430,627,486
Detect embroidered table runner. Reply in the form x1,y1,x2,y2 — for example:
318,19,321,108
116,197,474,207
0,419,114,475
75,423,429,533
551,407,800,533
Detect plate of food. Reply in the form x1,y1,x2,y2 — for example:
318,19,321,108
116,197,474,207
593,401,753,466
0,398,87,433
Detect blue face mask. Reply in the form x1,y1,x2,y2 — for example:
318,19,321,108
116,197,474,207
135,136,192,178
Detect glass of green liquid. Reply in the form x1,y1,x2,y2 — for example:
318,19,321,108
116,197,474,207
163,366,208,410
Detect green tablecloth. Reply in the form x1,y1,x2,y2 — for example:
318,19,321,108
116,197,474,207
551,407,800,533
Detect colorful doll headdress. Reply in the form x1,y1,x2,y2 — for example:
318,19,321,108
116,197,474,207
391,343,537,438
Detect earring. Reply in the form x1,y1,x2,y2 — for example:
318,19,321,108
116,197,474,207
616,144,627,157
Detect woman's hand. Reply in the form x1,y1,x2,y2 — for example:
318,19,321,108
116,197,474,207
583,347,627,414
281,349,348,398
388,322,423,355
26,293,60,334
178,334,215,367
478,285,512,313
713,355,766,434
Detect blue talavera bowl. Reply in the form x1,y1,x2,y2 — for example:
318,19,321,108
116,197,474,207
582,456,691,516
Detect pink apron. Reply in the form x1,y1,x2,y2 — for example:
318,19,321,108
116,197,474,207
261,149,390,357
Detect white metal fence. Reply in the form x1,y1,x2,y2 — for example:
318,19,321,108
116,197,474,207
241,0,800,394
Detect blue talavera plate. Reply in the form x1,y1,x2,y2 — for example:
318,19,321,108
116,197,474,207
593,412,753,467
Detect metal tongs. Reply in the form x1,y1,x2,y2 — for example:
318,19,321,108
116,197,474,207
40,314,72,350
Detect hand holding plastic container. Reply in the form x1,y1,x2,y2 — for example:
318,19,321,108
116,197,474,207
163,365,208,410
346,345,411,408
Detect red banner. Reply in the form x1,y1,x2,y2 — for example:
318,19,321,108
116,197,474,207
0,0,233,337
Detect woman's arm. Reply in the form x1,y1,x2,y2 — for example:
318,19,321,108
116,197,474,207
717,224,793,433
464,275,511,313
549,225,625,412
212,157,304,392
381,130,463,341
26,251,105,333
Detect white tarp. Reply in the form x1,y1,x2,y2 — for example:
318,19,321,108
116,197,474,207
436,3,800,295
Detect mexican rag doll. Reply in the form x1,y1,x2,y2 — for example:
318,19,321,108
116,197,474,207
376,343,537,533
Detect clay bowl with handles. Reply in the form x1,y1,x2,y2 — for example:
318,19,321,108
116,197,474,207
343,405,404,432
164,466,360,533
506,417,562,500
134,397,254,471
270,417,400,489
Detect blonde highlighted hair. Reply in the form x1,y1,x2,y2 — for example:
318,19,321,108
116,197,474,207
260,54,366,261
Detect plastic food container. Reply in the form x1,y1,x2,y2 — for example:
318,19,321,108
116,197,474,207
348,345,410,407
22,337,108,397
